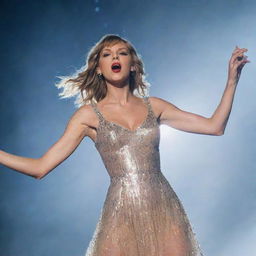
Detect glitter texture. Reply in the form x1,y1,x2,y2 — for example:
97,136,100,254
85,97,204,256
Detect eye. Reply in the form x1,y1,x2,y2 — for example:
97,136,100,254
101,51,128,57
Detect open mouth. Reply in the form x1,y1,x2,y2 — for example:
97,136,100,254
111,62,121,72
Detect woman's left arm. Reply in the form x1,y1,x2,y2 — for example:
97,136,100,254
152,46,250,136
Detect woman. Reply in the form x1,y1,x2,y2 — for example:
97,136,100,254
0,34,249,255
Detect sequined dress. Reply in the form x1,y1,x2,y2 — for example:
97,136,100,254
85,96,204,256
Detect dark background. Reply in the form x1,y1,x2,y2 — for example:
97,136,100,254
0,0,255,255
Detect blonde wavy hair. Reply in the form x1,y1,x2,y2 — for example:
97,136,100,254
55,34,150,108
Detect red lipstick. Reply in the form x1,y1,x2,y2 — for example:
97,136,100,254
111,62,121,73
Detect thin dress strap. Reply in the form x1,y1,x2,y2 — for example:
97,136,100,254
90,101,104,123
144,96,155,118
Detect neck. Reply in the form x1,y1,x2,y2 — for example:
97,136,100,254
104,81,134,105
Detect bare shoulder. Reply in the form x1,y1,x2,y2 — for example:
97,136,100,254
148,96,178,116
72,104,98,129
148,96,176,107
66,104,98,142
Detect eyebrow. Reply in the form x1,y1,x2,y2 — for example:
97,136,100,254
102,47,128,51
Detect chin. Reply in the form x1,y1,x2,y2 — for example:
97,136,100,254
106,77,130,86
106,74,129,82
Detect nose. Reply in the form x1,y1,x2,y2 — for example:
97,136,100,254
113,55,119,60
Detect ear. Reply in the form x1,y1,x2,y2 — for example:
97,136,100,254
96,67,102,74
130,66,135,72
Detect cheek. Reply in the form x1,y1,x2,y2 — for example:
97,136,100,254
99,60,110,70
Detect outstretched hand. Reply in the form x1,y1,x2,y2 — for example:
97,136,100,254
228,46,250,84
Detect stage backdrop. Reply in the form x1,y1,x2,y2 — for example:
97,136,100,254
0,0,255,255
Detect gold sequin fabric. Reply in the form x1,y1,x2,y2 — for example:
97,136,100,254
85,97,204,256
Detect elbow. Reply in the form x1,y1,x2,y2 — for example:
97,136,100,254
209,118,226,136
214,130,224,136
213,127,225,136
32,167,44,180
209,120,225,136
34,157,49,180
34,165,48,180
34,172,44,180
35,169,50,180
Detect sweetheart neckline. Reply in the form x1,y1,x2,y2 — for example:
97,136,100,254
103,109,149,133
93,98,150,145
93,112,150,145
95,98,149,131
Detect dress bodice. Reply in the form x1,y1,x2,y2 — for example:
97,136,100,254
90,97,161,181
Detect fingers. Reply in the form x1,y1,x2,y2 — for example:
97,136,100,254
232,47,247,57
235,53,250,65
232,46,243,55
230,46,249,65
232,46,247,59
234,55,249,70
228,46,249,80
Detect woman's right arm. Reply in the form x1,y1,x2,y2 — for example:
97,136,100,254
0,105,93,180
